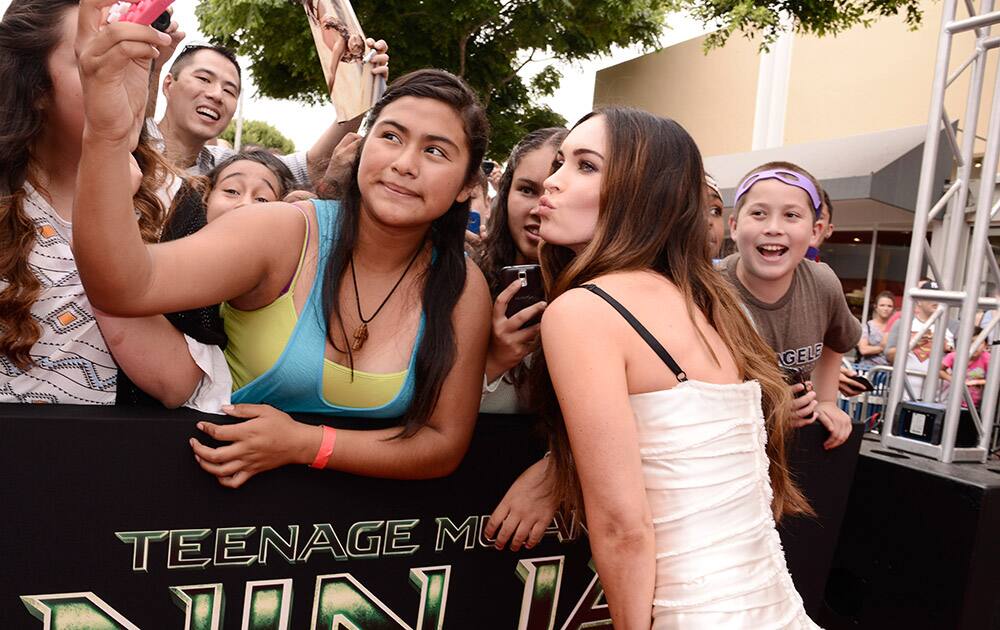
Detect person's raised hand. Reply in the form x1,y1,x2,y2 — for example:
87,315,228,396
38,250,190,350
76,0,172,148
815,401,852,450
315,132,362,199
463,224,487,255
365,38,389,79
484,279,546,381
189,404,321,488
152,9,185,73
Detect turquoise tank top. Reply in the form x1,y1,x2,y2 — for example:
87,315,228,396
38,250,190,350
230,199,423,418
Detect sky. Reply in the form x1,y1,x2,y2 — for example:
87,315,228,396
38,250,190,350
0,1,711,151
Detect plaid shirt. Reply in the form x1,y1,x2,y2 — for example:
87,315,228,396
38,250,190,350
146,119,310,188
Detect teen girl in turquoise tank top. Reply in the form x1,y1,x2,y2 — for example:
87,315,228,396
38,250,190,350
72,58,492,486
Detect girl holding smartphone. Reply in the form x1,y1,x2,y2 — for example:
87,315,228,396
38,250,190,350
478,127,566,411
72,0,491,486
534,108,817,628
477,127,566,553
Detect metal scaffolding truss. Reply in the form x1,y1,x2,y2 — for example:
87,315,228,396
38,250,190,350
882,0,1000,462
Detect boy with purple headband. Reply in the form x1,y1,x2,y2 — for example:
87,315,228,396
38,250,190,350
719,160,862,615
720,161,861,449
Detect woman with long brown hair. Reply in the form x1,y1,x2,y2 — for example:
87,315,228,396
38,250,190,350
0,0,207,406
533,108,817,628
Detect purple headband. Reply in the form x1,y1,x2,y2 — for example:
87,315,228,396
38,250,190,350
733,168,822,216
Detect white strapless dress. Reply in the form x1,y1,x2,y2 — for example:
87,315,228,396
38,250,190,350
630,379,820,629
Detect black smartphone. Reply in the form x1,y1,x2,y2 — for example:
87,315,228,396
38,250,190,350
151,10,171,32
848,374,875,392
782,367,812,398
499,264,544,327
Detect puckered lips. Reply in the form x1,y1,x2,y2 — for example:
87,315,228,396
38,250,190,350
536,195,555,216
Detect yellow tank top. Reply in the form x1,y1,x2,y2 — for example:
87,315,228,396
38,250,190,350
221,210,407,408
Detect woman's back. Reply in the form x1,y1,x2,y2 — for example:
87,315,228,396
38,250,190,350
559,271,742,395
543,272,817,628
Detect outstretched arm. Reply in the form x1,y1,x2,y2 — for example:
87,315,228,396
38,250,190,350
74,0,300,316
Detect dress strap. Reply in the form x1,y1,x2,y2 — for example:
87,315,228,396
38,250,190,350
581,284,688,382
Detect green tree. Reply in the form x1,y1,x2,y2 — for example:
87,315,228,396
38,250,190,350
220,119,296,154
196,0,924,158
196,0,673,158
693,0,924,51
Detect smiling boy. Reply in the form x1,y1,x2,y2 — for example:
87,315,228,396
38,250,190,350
719,161,861,450
719,161,862,616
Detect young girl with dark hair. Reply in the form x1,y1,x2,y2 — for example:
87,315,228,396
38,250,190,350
533,108,816,627
116,149,302,406
473,127,567,553
0,0,212,407
477,127,566,412
72,0,491,486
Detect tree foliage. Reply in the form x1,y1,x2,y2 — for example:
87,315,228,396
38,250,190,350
196,0,925,158
220,119,296,154
693,0,924,51
196,0,672,158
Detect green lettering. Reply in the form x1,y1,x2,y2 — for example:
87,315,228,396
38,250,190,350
346,520,384,558
297,524,347,563
243,579,292,629
433,516,477,551
517,557,565,630
310,566,450,630
169,584,224,630
258,526,299,565
214,527,256,566
21,593,138,630
384,519,420,556
559,559,611,629
114,530,167,571
167,529,211,570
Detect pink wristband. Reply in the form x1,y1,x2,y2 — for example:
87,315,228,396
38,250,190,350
309,426,336,469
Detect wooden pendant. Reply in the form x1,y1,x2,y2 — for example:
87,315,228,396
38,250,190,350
352,323,369,351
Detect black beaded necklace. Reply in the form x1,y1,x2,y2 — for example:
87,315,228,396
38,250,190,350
348,244,424,351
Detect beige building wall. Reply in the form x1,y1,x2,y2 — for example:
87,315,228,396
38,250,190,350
785,0,997,149
593,35,760,156
595,0,997,156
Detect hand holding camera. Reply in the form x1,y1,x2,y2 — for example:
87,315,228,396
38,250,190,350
784,367,818,426
77,0,175,148
484,266,547,381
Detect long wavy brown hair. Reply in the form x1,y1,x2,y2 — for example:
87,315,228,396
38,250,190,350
535,107,811,523
0,0,169,369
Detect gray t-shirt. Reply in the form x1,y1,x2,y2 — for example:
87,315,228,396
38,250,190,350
720,253,862,380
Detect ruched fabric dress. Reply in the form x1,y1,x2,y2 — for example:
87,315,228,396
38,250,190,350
582,285,819,630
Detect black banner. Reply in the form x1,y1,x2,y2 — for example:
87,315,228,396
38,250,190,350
0,406,606,629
